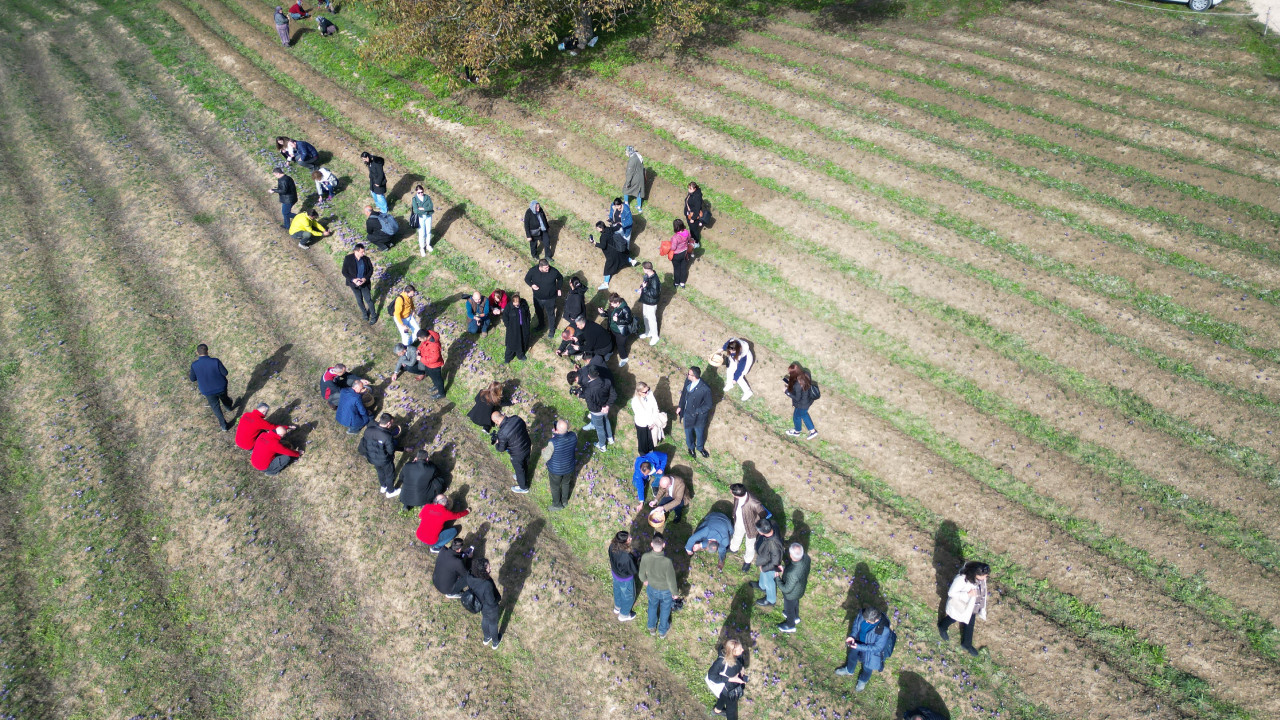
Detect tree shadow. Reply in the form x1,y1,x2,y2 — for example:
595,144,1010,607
241,343,292,409
810,0,906,32
718,581,757,666
843,561,888,625
389,173,424,210
375,258,414,311
934,520,963,621
788,510,810,553
740,460,785,538
897,671,950,719
498,518,544,637
462,519,490,563
433,202,467,242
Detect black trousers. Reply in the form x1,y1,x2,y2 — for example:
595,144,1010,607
529,231,549,259
372,460,396,491
350,284,373,319
264,454,293,476
636,423,654,455
782,596,800,627
425,366,445,397
672,251,691,286
504,338,526,363
940,615,976,647
481,608,500,642
688,220,703,245
611,330,630,360
205,391,234,430
713,692,738,720
510,452,530,489
549,472,573,506
533,298,557,336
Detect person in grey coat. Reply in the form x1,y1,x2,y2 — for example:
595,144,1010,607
685,511,732,569
622,146,645,214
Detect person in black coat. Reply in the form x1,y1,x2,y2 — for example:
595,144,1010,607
524,201,551,259
684,181,706,247
269,167,297,229
502,294,532,364
562,276,587,323
398,450,446,509
188,343,236,431
468,381,504,432
362,205,393,251
361,151,388,212
677,366,713,458
358,413,401,497
341,244,376,324
467,558,503,648
523,259,563,339
433,538,473,598
492,410,532,493
598,293,635,367
572,315,613,366
594,220,630,290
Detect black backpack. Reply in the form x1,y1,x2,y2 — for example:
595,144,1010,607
459,589,482,614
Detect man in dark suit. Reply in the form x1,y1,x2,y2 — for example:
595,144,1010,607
341,243,376,324
269,167,297,229
188,343,236,431
676,365,712,458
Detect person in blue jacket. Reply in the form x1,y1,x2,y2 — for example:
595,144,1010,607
631,450,667,507
837,607,897,692
287,138,319,170
465,291,493,335
188,343,236,431
335,379,371,434
684,511,732,569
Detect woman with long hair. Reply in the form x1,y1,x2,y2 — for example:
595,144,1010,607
467,381,504,431
630,382,663,455
467,558,503,648
722,338,754,401
939,560,990,656
706,638,747,718
608,531,639,621
684,181,705,248
669,219,692,288
783,362,820,440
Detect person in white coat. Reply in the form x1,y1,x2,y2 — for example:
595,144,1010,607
630,382,665,455
938,560,990,656
722,338,753,401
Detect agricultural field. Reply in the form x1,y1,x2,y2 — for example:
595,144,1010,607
1,0,1279,718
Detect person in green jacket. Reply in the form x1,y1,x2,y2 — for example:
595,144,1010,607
638,536,680,638
411,184,434,256
777,543,810,633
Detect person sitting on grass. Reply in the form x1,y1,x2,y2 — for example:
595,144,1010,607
288,1,309,19
320,363,350,409
336,379,371,434
362,205,394,251
250,425,301,476
389,343,427,384
289,208,332,249
316,15,337,36
234,402,289,451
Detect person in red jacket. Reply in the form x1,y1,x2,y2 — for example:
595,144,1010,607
251,426,302,475
415,328,447,400
416,494,469,552
234,403,291,450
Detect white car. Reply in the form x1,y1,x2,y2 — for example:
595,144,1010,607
1177,0,1226,11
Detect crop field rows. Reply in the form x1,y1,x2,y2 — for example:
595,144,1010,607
0,0,1277,718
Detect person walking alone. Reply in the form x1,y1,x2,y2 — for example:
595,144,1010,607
502,294,532,364
684,181,706,248
838,607,897,691
524,258,563,340
467,558,503,648
392,285,420,346
360,151,388,212
359,413,401,498
273,5,291,46
609,531,640,621
784,362,821,440
676,366,712,459
410,184,434,256
728,483,766,573
668,220,693,288
639,535,679,639
721,338,753,401
939,561,990,657
629,382,664,455
524,201,551,260
622,146,645,214
706,639,748,719
341,244,376,324
636,262,660,346
542,419,578,510
269,167,297,229
188,344,236,432
491,410,532,494
776,543,810,632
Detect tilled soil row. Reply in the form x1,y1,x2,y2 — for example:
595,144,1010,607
170,2,1211,716
190,0,1280,710
757,22,1280,235
1067,0,1262,49
57,13,713,719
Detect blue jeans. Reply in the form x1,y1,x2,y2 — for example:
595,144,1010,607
613,577,636,615
646,587,672,635
684,417,706,453
281,200,295,228
370,190,388,213
759,569,777,604
793,408,815,432
430,526,458,551
844,649,876,682
589,411,612,449
624,194,643,212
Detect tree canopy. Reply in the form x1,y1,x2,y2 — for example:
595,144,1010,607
363,0,714,86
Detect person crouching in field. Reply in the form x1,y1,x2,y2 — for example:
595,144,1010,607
289,208,331,249
312,167,338,202
251,425,302,475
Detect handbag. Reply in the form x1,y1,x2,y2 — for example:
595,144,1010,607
671,597,685,612
721,680,744,700
408,211,420,229
459,588,482,614
658,239,674,260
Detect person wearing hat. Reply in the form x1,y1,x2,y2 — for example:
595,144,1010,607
623,146,645,214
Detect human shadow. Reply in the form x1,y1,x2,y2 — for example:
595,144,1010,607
719,581,757,665
654,375,674,417
422,292,466,324
267,400,319,448
432,442,458,477
241,343,292,409
433,202,467,243
388,173,424,212
547,215,567,259
843,561,889,625
289,26,314,44
498,518,544,637
447,481,469,511
740,460,785,538
443,332,477,393
934,520,963,621
527,402,559,467
897,671,950,719
374,258,414,313
409,402,454,449
461,519,490,563
788,510,811,553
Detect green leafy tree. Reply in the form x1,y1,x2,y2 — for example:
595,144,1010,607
364,0,715,86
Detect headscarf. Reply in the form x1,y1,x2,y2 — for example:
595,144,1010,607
626,146,635,156
529,201,546,232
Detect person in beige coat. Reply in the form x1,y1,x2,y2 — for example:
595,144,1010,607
630,382,665,455
729,483,768,573
938,561,990,656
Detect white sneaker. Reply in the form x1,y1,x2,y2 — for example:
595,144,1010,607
786,430,802,437
380,487,390,496
619,358,629,367
387,488,401,499
511,486,529,494
582,424,594,431
607,436,616,444
637,333,650,339
597,283,610,290
649,336,659,346
741,391,753,401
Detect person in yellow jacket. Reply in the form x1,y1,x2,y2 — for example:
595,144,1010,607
289,208,331,249
393,285,421,346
